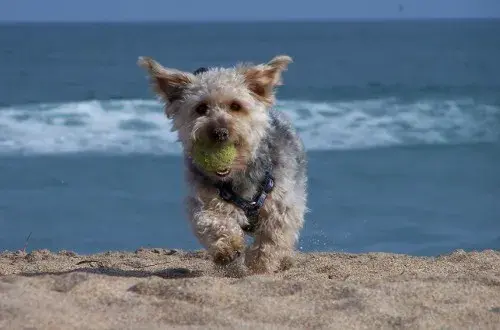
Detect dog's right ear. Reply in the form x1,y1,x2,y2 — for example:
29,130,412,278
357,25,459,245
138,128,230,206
137,56,194,108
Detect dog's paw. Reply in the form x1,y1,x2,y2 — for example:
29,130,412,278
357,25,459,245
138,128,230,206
278,255,295,272
244,250,273,274
246,259,271,274
211,235,244,266
245,249,293,274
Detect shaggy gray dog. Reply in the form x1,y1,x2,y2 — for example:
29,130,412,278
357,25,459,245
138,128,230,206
138,55,307,273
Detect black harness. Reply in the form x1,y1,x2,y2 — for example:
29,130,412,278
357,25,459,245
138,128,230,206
189,159,275,233
216,171,275,233
190,66,275,233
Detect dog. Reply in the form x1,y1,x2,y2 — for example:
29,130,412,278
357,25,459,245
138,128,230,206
138,55,307,273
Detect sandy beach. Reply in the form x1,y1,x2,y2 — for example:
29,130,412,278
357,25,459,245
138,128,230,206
1,248,499,329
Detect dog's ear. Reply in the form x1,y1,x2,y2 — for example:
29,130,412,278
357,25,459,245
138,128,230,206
137,56,194,106
265,55,293,86
242,55,292,104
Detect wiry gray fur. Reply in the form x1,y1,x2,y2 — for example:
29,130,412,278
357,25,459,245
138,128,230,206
138,54,308,274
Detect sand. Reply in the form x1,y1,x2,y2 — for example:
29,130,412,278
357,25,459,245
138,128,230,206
0,248,499,330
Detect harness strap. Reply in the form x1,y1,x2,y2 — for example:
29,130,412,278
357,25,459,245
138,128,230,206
215,172,274,233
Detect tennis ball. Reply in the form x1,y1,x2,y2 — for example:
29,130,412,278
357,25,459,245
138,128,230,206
191,140,237,173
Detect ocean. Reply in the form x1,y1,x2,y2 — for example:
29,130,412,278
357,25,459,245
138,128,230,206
0,20,499,256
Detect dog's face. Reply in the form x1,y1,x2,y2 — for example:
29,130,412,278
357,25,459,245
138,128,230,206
138,55,292,178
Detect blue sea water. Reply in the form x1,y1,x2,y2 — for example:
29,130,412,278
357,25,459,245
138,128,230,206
0,20,499,256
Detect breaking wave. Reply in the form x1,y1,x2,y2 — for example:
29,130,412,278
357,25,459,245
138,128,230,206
0,98,498,154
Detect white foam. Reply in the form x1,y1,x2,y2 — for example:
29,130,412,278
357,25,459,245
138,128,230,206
281,98,499,150
0,98,498,154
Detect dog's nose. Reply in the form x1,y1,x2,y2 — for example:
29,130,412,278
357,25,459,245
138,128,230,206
212,128,229,142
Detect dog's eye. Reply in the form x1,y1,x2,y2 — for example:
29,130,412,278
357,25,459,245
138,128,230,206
229,101,242,112
195,103,208,115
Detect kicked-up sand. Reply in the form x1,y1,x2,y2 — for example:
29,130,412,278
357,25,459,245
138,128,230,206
0,248,499,329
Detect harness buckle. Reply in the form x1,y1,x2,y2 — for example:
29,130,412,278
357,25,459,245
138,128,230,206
245,202,260,218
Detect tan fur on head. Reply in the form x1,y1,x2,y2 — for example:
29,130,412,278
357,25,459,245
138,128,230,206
267,55,293,77
240,55,293,105
137,54,292,108
137,56,195,117
137,54,293,157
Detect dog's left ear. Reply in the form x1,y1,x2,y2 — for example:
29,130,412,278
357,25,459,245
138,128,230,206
242,55,293,104
264,55,293,86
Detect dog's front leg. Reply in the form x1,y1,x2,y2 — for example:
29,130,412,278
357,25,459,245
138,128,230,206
186,196,245,266
245,201,303,273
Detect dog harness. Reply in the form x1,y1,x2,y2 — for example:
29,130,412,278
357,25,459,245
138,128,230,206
189,161,275,233
215,172,275,233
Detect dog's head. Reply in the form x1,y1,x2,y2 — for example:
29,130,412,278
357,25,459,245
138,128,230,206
138,55,292,178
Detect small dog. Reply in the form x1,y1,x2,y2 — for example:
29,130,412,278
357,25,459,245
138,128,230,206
138,55,307,273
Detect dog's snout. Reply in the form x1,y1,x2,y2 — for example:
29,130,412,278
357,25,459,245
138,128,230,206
212,127,229,142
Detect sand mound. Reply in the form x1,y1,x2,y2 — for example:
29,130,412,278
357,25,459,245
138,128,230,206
1,248,499,329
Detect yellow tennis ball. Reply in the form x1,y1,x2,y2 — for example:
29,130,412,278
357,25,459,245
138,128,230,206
191,141,237,173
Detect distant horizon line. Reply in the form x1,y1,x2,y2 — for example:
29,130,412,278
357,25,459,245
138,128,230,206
1,17,499,24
